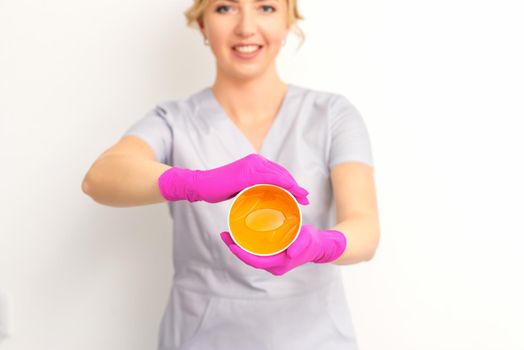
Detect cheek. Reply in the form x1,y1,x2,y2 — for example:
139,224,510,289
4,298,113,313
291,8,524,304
206,21,229,45
209,35,230,58
264,33,286,55
260,22,288,45
208,31,224,46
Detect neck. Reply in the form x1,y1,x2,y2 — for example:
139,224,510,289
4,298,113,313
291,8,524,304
211,65,288,125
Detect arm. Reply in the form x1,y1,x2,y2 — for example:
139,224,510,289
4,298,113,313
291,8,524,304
82,137,309,208
81,136,170,207
330,161,381,265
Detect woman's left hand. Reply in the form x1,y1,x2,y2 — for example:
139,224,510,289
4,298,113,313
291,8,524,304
220,224,347,276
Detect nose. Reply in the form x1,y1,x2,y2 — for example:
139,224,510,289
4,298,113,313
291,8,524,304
234,7,256,38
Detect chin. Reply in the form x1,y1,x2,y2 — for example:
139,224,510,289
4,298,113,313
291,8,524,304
234,70,268,82
221,64,270,81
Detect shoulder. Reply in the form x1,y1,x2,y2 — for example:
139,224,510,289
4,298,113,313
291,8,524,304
290,84,359,116
151,87,210,121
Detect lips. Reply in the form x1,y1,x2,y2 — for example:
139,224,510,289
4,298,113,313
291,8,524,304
232,44,263,59
232,44,263,52
232,43,263,48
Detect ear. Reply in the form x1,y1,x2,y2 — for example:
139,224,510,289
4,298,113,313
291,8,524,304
197,18,205,34
198,18,209,43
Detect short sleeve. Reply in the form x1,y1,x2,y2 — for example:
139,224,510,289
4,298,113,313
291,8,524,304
123,105,173,165
328,94,374,169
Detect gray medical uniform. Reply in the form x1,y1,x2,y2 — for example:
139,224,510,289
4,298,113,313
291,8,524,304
124,83,374,350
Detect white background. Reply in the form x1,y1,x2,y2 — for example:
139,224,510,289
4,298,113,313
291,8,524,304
1,0,523,349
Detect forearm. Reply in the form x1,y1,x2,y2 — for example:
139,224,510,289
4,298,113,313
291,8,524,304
330,214,380,265
82,154,170,207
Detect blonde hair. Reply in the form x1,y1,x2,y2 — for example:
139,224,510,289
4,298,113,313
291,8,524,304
184,0,305,49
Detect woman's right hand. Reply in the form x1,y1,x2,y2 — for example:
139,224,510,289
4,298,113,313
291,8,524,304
158,153,310,205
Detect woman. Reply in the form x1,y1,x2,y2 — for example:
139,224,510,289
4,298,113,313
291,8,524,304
82,0,380,349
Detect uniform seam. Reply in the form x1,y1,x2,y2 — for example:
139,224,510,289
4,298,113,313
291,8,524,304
173,276,337,300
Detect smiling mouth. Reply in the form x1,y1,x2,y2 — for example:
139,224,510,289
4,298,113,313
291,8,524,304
232,45,263,53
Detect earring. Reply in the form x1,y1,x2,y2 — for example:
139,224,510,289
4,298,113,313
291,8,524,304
204,38,209,46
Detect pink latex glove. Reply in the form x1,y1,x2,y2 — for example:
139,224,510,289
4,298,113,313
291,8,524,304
158,153,309,204
220,224,347,276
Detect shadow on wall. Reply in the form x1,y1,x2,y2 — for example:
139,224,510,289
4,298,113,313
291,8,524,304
0,290,13,341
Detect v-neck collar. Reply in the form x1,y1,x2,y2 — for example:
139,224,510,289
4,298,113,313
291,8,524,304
200,84,295,156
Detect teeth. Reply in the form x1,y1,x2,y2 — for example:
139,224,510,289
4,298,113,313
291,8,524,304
234,45,260,53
